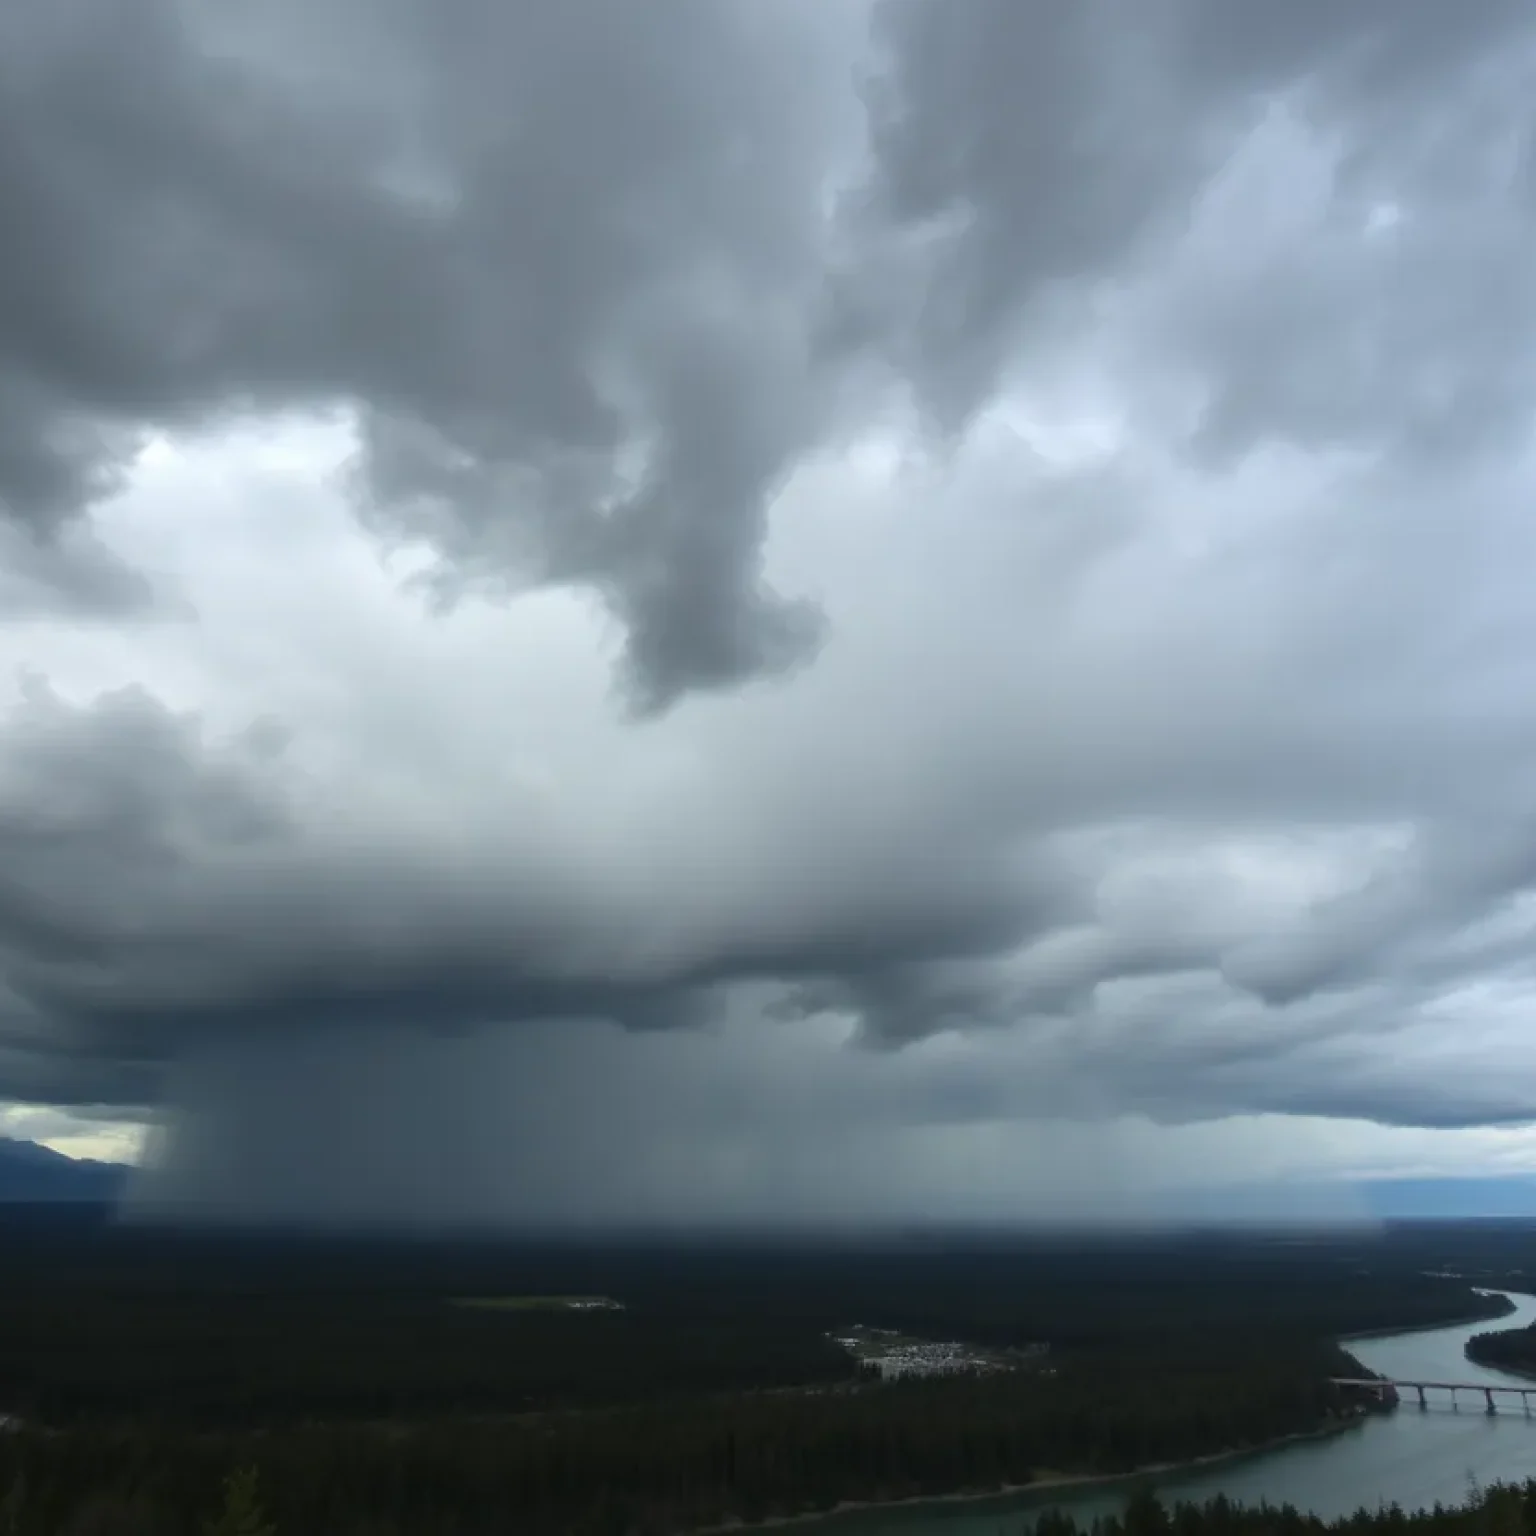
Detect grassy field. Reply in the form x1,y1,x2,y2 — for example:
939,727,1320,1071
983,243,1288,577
449,1294,624,1312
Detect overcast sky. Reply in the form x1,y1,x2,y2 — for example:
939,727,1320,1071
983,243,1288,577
5,0,1536,1224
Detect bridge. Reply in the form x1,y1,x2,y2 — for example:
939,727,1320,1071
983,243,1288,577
1331,1377,1535,1411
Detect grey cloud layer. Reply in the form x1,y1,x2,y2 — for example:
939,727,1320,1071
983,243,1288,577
0,680,1067,1052
6,1,1536,1148
9,1,1534,692
6,657,1536,1135
0,0,857,704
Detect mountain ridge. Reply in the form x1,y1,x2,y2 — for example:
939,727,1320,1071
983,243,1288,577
0,1136,130,1201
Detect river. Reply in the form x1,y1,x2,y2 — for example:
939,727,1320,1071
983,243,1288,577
797,1290,1536,1534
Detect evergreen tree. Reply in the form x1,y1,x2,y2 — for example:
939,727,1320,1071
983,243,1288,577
204,1467,275,1536
0,1472,23,1536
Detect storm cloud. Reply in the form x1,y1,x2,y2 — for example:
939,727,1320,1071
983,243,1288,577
5,0,1536,1220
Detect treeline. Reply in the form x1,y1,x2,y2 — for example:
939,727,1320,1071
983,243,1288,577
0,1348,1353,1536
0,1295,855,1427
0,1213,1515,1428
7,1477,1535,1536
1058,1483,1536,1536
1465,1321,1536,1378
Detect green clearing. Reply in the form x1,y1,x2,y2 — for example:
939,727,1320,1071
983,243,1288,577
448,1294,623,1312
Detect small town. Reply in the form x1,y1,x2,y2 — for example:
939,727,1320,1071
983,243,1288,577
830,1325,1048,1379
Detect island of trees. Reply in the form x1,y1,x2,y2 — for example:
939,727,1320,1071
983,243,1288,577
1465,1318,1536,1377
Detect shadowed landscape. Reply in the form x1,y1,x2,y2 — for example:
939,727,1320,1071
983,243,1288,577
3,1211,1536,1532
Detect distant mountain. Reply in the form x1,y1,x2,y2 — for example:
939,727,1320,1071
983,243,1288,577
0,1138,130,1202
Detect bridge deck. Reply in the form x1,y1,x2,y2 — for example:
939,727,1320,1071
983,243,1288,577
1330,1378,1532,1391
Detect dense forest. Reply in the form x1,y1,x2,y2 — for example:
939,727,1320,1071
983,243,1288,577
7,1419,1536,1535
0,1353,1358,1536
1465,1320,1536,1378
1050,1483,1536,1536
2,1210,1535,1533
0,1269,1505,1429
0,1212,1518,1428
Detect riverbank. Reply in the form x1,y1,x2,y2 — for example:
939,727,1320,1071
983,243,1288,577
1338,1290,1518,1344
689,1415,1365,1535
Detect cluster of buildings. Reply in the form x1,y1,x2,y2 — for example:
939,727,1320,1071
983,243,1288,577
830,1325,1047,1380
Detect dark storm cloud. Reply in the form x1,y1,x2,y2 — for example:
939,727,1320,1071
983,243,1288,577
848,0,1536,458
837,0,1200,430
7,0,1536,1157
0,685,1083,1098
1219,819,1536,1006
1173,0,1530,103
0,1043,157,1112
0,519,155,618
5,680,1536,1141
0,0,855,703
7,0,1531,689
